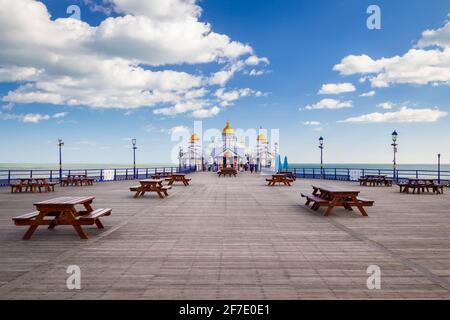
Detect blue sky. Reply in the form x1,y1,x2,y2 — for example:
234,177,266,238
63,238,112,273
1,0,450,165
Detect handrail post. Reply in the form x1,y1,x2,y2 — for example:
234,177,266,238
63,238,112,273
126,169,128,180
100,169,103,182
114,169,117,181
50,170,53,182
313,168,315,179
8,170,11,185
347,169,350,181
30,170,33,178
335,168,337,180
303,168,305,178
146,168,149,178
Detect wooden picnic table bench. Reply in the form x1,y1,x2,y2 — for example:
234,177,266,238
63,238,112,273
10,178,57,193
279,171,297,181
398,178,445,194
218,168,237,177
151,172,173,179
359,175,393,187
130,179,172,198
12,196,111,240
165,173,191,186
61,174,94,187
301,184,374,216
266,174,293,186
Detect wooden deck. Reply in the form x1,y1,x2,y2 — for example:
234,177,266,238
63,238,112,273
0,172,450,299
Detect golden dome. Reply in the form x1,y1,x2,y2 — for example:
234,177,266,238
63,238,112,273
222,121,235,135
257,133,266,142
190,133,200,143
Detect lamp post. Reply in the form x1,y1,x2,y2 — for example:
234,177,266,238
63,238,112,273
257,139,260,173
319,136,324,177
178,147,183,171
132,139,137,179
391,131,398,181
438,154,441,184
58,139,64,183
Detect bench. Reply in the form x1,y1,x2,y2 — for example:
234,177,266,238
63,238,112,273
130,185,172,198
82,178,94,186
353,197,375,206
12,211,40,225
267,177,293,186
11,183,24,193
301,193,330,208
78,208,112,228
160,185,172,196
301,189,374,216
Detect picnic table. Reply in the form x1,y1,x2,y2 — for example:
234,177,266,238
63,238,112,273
165,173,191,186
130,179,172,198
10,178,57,193
218,167,237,177
12,196,112,240
398,178,445,194
359,175,393,187
151,172,173,179
279,171,297,181
61,174,94,187
266,174,293,186
301,185,374,216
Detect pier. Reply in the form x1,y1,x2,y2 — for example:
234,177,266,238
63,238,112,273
1,172,450,299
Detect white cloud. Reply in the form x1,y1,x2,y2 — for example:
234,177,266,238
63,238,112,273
318,83,356,95
153,99,206,116
0,111,67,123
417,19,450,49
359,90,376,97
248,69,266,76
339,107,448,123
302,121,321,126
245,55,270,66
168,125,189,134
21,113,50,123
0,0,266,117
377,101,394,110
2,102,14,110
305,99,353,110
333,16,450,88
53,112,68,118
0,66,43,82
190,106,220,118
208,61,245,86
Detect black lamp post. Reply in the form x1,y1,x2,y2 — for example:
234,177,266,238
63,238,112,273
319,136,324,176
178,147,183,171
438,154,441,184
391,131,398,181
132,139,137,179
58,138,64,183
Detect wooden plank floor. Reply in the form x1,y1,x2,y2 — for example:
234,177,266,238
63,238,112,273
0,172,450,299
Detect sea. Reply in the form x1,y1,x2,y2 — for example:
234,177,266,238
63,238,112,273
0,163,449,171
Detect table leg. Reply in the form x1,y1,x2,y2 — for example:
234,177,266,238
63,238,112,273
324,205,335,216
23,225,38,240
83,201,94,213
356,205,368,216
48,220,57,229
95,219,104,229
